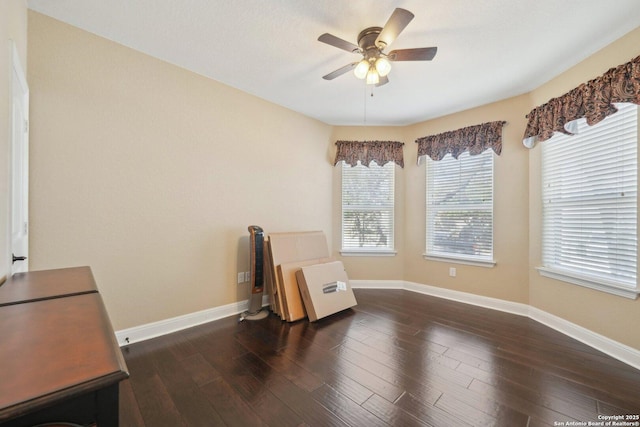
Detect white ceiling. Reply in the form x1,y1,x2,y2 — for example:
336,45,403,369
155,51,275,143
27,0,640,126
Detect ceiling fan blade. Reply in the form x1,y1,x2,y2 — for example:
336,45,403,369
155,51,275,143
322,62,358,80
375,8,414,48
318,33,360,53
388,47,437,61
376,75,389,87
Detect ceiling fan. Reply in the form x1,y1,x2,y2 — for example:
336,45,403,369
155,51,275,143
318,8,437,86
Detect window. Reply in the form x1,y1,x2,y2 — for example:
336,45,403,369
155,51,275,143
341,161,395,255
540,103,638,298
425,150,494,265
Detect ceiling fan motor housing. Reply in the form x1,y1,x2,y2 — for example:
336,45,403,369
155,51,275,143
357,26,385,60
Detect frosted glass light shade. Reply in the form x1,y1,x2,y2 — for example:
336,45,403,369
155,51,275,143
375,57,391,77
366,67,379,85
353,60,370,79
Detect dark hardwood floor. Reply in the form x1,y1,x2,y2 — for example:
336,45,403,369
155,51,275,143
119,289,640,426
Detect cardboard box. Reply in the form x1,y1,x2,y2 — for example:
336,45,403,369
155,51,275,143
295,261,357,322
263,239,281,317
278,258,331,321
267,231,330,321
268,231,329,266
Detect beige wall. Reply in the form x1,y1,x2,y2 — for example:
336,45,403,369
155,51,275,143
0,0,27,282
330,95,530,307
402,95,531,304
528,27,640,349
330,97,531,305
331,28,640,349
330,126,406,280
27,12,333,330
25,9,640,350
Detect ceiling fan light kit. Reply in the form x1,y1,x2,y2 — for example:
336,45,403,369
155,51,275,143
366,66,380,85
354,60,370,79
375,57,392,77
318,8,437,86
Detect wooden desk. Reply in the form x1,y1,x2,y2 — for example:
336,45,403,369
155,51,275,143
0,268,128,427
0,266,97,307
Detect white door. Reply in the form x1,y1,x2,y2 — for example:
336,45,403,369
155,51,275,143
10,43,29,275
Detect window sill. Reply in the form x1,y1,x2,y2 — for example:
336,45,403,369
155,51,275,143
537,267,639,300
423,253,496,268
340,249,397,257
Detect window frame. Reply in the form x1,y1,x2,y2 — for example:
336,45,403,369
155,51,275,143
340,160,397,257
424,150,496,267
538,103,639,299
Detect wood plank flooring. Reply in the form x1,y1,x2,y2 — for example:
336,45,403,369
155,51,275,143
119,289,640,426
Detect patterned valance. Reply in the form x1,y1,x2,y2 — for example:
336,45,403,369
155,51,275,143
333,140,405,168
415,121,506,163
523,54,640,148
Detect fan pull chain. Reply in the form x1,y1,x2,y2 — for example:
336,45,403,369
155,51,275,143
363,82,367,124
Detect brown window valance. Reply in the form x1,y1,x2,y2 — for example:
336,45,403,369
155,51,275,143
415,121,506,163
333,140,405,168
523,54,640,148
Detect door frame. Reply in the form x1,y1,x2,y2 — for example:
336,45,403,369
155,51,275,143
10,40,29,275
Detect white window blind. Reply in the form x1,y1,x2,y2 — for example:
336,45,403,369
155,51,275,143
541,103,638,293
341,161,394,253
426,150,494,262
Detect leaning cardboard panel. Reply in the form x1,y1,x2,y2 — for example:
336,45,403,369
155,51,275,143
295,261,357,322
268,231,329,319
278,257,331,322
263,239,281,317
268,232,329,266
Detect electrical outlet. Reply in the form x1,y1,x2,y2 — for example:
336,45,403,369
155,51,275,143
449,267,456,277
245,271,251,283
237,272,245,284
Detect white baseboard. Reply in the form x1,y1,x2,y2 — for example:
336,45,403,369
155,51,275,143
351,279,529,317
528,306,640,370
350,279,405,290
116,280,640,371
351,279,640,370
115,295,269,346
